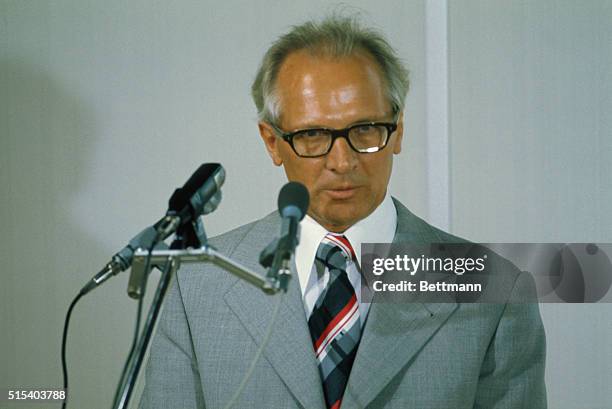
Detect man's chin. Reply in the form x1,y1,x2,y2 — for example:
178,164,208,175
313,207,364,233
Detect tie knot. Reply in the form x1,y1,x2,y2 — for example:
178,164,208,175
320,233,356,262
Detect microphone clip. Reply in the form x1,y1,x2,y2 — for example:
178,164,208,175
260,227,299,293
170,217,208,250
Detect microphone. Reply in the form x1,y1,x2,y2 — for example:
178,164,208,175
279,182,309,222
156,163,225,240
80,163,225,296
268,182,309,291
278,181,309,250
127,163,225,299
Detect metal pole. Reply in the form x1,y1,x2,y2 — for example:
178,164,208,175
112,257,179,409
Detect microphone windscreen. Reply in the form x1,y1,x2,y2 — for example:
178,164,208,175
168,188,189,213
182,163,221,197
278,182,309,220
169,163,221,211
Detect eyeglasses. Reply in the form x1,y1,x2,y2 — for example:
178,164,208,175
272,120,398,158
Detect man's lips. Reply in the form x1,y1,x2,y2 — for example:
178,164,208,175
323,185,361,200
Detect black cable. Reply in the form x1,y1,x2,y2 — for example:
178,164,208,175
60,290,85,409
62,240,157,409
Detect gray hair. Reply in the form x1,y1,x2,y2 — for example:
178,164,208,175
251,15,410,126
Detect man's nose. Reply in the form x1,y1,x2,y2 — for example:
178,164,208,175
325,137,358,173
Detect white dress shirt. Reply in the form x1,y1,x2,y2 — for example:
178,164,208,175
295,192,397,328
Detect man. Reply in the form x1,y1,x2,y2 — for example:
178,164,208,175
140,16,546,409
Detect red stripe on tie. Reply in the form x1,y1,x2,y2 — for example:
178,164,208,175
330,399,342,409
335,235,356,259
313,293,357,351
316,302,358,358
326,235,356,260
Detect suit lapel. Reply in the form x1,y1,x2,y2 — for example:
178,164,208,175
221,200,459,409
341,301,457,409
223,215,326,409
341,199,459,409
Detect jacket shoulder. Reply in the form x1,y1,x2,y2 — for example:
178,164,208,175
392,198,529,295
207,210,279,255
392,197,467,244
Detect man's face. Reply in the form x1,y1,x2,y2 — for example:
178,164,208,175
259,50,403,233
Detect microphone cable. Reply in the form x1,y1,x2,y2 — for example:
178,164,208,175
222,290,284,409
61,240,157,409
60,290,84,409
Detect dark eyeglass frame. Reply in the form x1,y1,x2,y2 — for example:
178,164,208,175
271,121,399,158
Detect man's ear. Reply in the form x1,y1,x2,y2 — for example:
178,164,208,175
392,110,404,155
258,122,283,166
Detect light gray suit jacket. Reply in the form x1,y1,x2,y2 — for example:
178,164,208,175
139,199,546,409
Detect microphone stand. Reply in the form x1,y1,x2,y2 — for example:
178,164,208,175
111,221,281,409
112,256,177,409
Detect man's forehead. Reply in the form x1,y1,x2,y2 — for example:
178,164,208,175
277,49,383,86
275,50,390,127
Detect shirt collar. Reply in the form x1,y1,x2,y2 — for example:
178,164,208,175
294,192,397,294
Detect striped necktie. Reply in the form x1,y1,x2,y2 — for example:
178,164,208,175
308,233,361,409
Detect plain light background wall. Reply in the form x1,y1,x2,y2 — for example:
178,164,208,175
1,1,610,409
449,2,612,408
